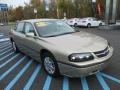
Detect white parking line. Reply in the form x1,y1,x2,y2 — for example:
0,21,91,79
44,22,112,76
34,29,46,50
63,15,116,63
4,60,33,90
0,53,20,68
0,38,10,43
81,77,89,90
63,77,69,90
0,52,14,62
23,64,41,90
43,75,52,90
0,48,13,56
0,33,4,35
0,46,12,53
0,42,11,46
0,56,27,80
0,43,11,49
96,72,110,90
0,35,3,37
101,72,120,84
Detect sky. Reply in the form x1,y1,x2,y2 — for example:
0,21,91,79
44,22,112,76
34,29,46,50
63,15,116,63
0,0,30,8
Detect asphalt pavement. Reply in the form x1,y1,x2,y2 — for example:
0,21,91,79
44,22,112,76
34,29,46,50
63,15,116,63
0,26,120,90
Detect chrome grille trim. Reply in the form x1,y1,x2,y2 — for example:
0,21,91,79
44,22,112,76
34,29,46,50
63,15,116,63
94,46,109,58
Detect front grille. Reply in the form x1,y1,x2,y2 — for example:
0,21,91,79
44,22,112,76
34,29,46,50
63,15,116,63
94,46,109,58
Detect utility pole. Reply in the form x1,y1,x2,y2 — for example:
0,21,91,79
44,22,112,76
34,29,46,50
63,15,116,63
92,0,96,17
34,8,37,19
56,0,59,19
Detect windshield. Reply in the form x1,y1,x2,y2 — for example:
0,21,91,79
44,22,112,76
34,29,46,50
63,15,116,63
35,20,75,37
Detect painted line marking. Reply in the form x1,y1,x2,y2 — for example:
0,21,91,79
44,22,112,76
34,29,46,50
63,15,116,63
96,72,110,90
81,77,89,90
4,60,33,90
63,77,69,90
0,52,14,62
43,75,52,90
0,53,20,68
0,56,27,80
0,33,4,35
0,46,12,53
101,72,120,84
0,43,11,49
0,38,10,43
0,42,11,47
0,48,13,56
0,42,10,46
23,64,41,90
0,35,3,37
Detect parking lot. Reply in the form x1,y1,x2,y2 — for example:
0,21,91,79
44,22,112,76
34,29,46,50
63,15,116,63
0,26,120,90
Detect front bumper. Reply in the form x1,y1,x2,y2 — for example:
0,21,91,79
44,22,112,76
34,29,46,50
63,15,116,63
58,47,113,77
58,60,109,77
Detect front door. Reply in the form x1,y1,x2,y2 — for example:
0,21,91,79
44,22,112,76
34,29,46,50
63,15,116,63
23,22,41,61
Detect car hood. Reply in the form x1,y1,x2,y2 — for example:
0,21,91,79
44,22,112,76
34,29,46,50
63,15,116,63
43,31,108,53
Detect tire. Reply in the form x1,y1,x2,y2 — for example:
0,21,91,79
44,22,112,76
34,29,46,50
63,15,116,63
11,41,19,53
74,23,77,27
41,52,60,77
87,23,91,28
99,23,102,26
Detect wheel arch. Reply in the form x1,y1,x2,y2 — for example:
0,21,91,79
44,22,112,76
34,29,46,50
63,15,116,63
87,23,91,25
40,49,55,60
40,49,60,77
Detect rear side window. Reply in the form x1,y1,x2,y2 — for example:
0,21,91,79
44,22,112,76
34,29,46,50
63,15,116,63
16,22,25,33
88,19,91,21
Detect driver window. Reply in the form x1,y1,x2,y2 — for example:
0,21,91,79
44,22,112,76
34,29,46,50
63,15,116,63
93,18,96,21
88,19,91,21
24,23,35,34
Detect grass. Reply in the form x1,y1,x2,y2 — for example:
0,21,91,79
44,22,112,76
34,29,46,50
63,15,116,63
8,22,15,29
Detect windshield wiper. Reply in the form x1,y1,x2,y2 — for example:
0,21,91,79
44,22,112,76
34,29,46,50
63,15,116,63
48,32,76,37
59,32,74,35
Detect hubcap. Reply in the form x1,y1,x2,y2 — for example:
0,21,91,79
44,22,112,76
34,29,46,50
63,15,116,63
99,23,102,26
88,24,91,28
74,23,77,27
44,57,55,74
12,42,16,51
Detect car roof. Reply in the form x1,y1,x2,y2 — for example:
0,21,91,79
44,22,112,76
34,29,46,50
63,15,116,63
20,19,58,23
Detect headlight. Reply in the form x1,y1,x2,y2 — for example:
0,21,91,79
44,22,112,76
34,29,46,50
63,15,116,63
68,53,94,62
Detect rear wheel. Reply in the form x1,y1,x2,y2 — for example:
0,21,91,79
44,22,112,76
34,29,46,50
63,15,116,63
87,23,91,28
99,23,102,26
41,52,60,77
11,41,19,53
74,23,77,27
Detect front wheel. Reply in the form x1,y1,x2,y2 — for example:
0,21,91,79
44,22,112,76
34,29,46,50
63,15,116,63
74,23,77,27
87,23,91,28
41,52,60,77
99,23,102,26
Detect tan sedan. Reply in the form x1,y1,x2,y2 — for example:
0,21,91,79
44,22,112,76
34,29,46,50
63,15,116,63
9,19,113,77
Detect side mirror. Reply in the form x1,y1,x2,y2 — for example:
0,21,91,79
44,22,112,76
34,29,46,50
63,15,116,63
26,32,35,37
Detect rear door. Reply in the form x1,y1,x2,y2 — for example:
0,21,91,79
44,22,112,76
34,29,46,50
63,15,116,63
12,22,26,52
91,18,99,26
